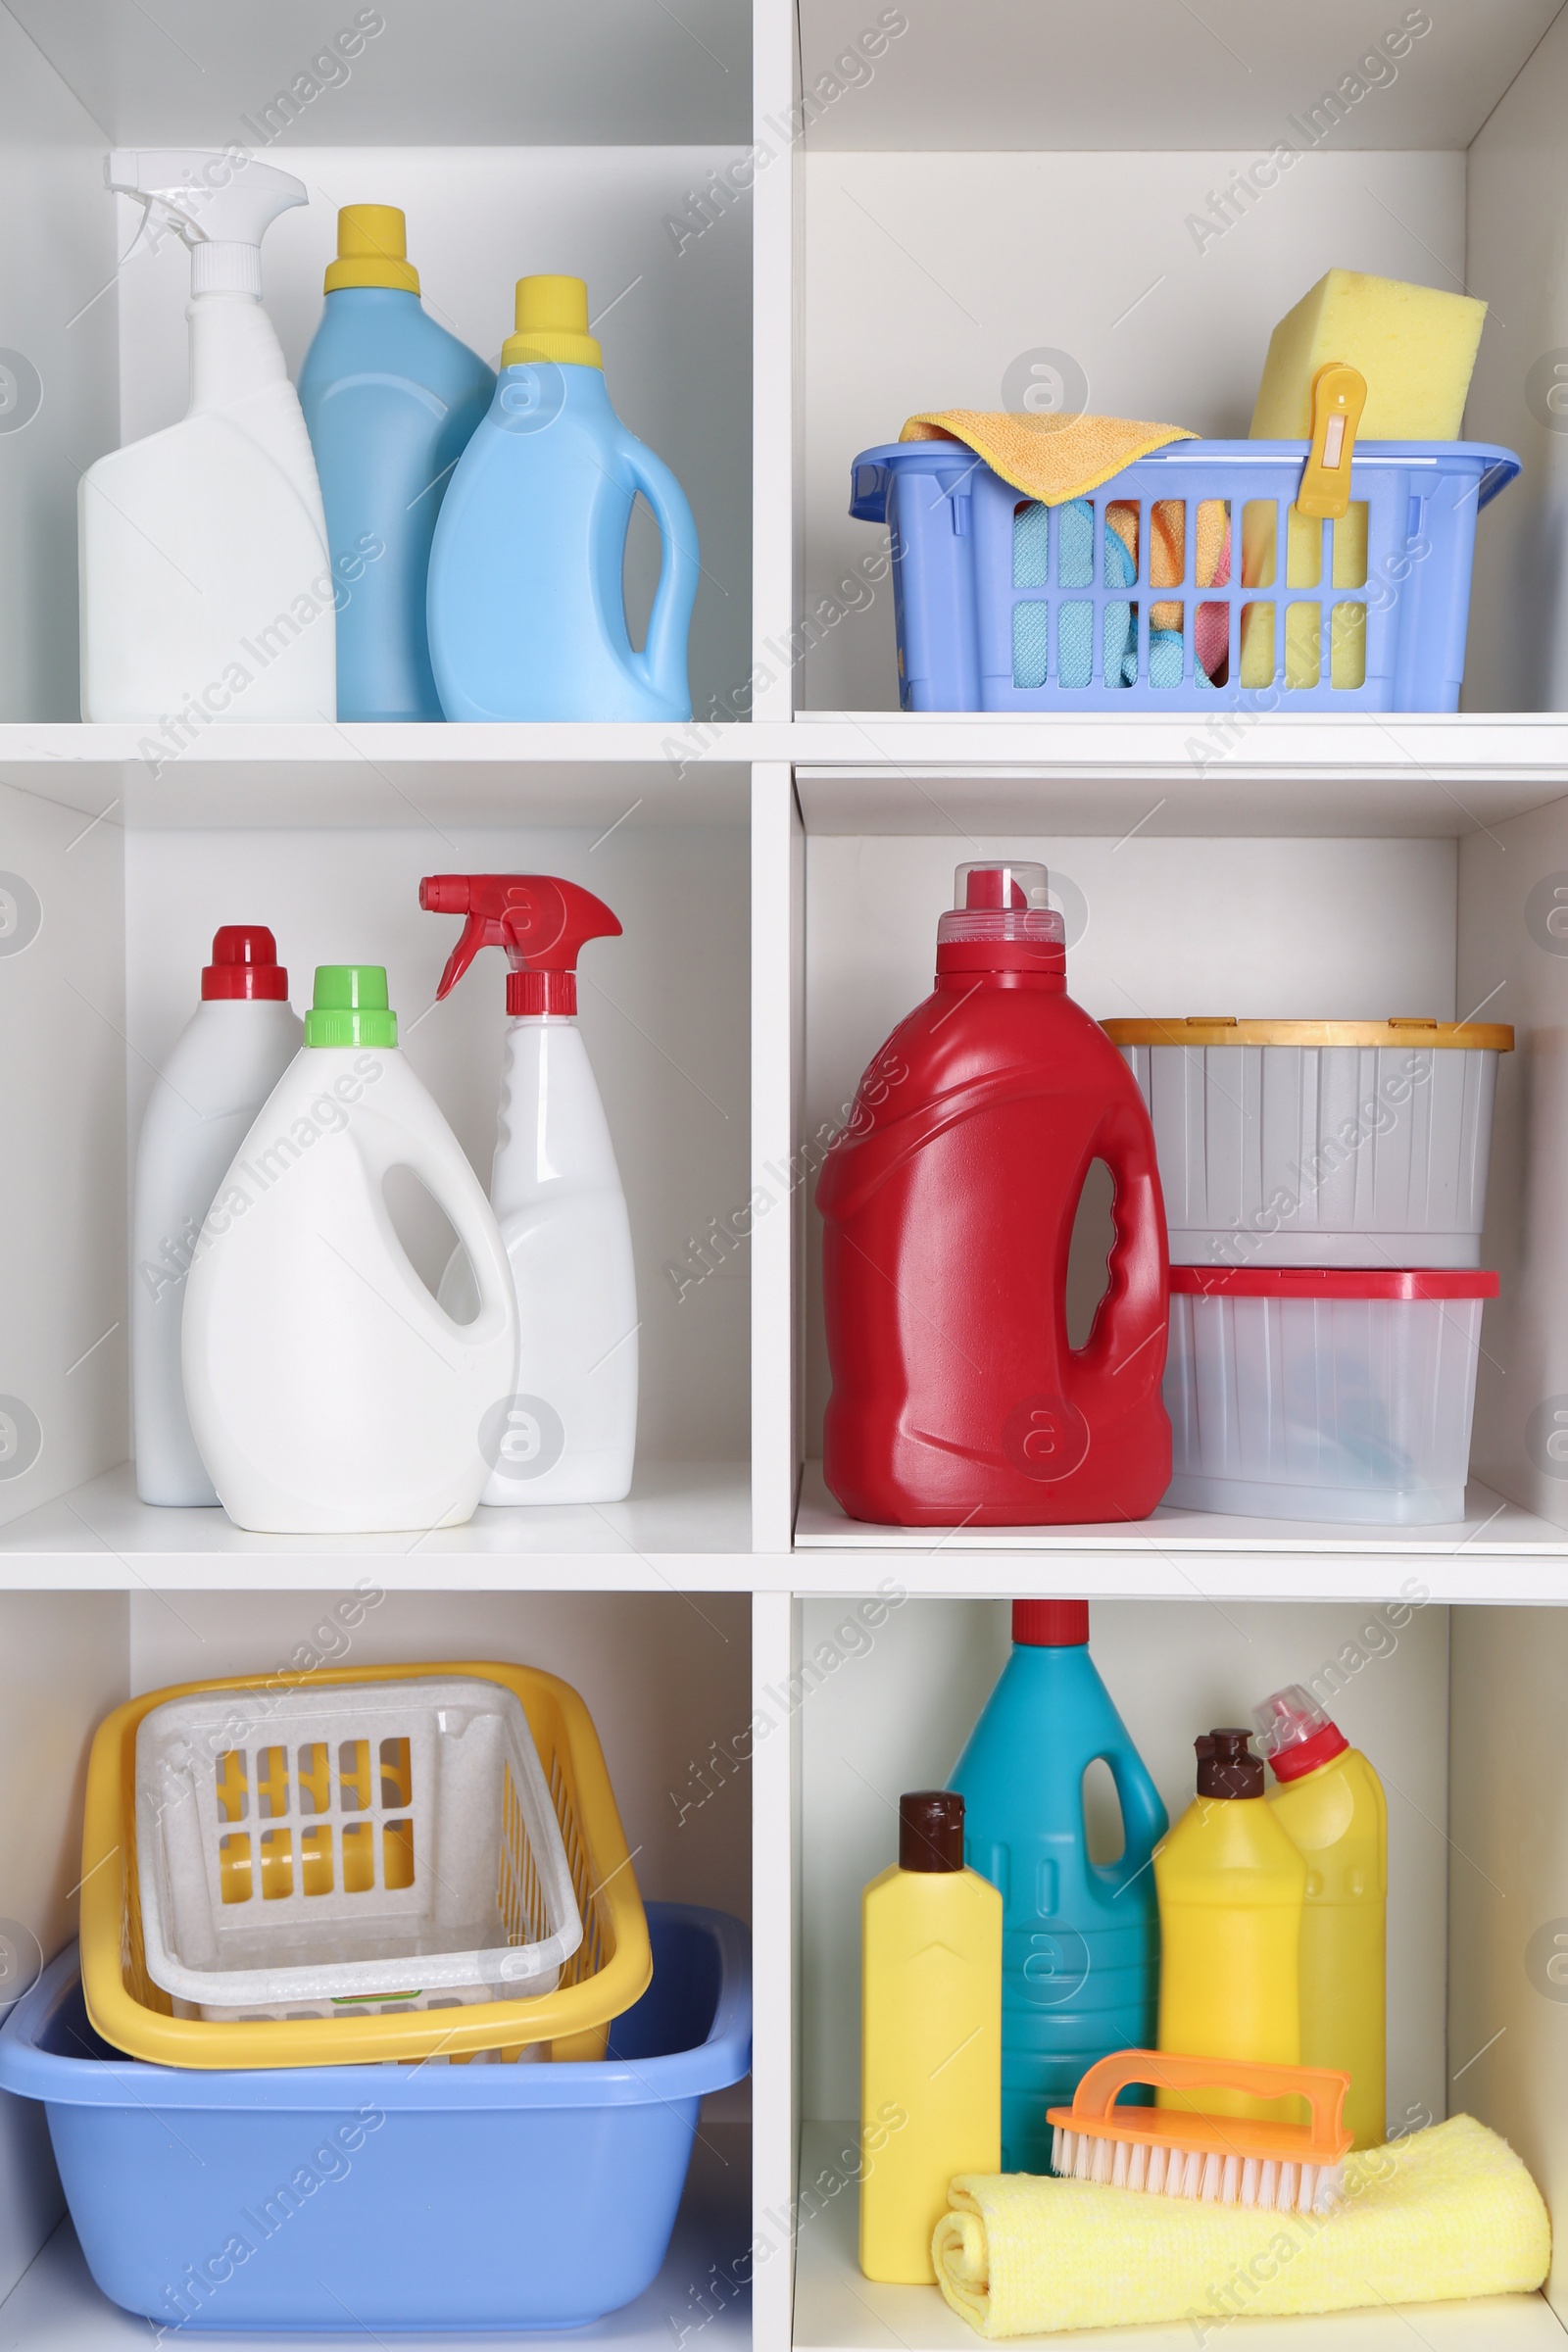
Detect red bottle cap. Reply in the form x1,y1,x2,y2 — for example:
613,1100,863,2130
1012,1598,1090,1646
202,925,288,1002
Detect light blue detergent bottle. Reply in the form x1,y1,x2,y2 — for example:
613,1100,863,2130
948,1598,1167,2173
298,205,495,720
426,274,699,721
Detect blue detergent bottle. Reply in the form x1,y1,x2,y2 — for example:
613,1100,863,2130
426,274,699,721
948,1598,1166,2173
298,205,494,720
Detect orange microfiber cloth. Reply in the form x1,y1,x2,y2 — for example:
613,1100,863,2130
900,410,1195,506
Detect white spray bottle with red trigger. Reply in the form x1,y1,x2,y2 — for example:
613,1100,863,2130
422,874,637,1503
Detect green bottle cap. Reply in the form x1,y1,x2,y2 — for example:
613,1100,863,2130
304,964,399,1048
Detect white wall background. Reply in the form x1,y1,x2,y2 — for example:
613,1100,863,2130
124,818,751,1465
799,1593,1451,2139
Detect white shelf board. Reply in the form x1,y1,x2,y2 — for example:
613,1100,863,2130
797,0,1562,151
793,2124,1563,2352
0,727,751,830
0,2121,751,2351
791,714,1568,838
793,1464,1568,1602
0,1462,752,1589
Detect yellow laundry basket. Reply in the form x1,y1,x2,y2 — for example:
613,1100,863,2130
79,1660,651,2069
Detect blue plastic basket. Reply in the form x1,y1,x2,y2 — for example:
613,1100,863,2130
0,1904,750,2334
851,437,1519,713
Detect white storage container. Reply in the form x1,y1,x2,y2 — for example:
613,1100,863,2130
134,1675,582,2019
1104,1019,1513,1269
1163,1266,1498,1526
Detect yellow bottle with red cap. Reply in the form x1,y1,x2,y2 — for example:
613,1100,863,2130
859,1790,1001,2282
1254,1686,1387,2149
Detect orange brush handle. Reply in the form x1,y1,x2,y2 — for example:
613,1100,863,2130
1069,2049,1349,2152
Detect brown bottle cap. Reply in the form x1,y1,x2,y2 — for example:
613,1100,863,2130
1196,1729,1263,1799
900,1789,965,1872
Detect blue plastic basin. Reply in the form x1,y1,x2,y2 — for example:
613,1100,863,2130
0,1903,750,2333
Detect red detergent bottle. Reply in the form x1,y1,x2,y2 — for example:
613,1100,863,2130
817,860,1170,1525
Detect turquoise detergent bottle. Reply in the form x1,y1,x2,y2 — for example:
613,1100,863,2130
426,274,699,721
948,1599,1166,2172
298,206,495,720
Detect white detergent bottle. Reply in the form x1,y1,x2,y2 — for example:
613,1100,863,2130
131,926,302,1505
421,874,638,1504
182,964,518,1534
81,150,336,723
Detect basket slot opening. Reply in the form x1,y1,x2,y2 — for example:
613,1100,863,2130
1332,602,1366,690
215,1748,248,1824
1286,508,1323,589
338,1739,371,1811
301,1823,333,1896
1334,503,1369,589
342,1818,376,1893
383,1818,416,1891
1055,602,1091,689
378,1735,413,1810
1103,600,1138,689
1013,601,1050,689
259,1827,292,1900
1240,600,1277,688
1287,603,1321,688
218,1830,252,1905
499,1762,547,1944
1012,500,1048,588
256,1745,288,1820
297,1741,330,1817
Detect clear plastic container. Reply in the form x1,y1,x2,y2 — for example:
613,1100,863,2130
1163,1266,1498,1524
1105,1018,1513,1269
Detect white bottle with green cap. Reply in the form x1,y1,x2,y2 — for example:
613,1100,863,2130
182,965,518,1534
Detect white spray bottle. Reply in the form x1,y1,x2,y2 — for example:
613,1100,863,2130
421,873,638,1505
81,150,336,722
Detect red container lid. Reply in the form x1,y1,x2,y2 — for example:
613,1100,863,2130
1170,1266,1499,1300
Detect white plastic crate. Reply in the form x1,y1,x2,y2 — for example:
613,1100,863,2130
134,1676,582,2019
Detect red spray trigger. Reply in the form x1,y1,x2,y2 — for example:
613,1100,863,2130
419,875,621,1015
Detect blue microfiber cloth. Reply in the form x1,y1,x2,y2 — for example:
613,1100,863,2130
1012,500,1208,692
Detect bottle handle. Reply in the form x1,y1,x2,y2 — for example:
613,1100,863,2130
620,434,700,712
1070,1098,1168,1398
1098,1746,1168,1880
363,1122,514,1357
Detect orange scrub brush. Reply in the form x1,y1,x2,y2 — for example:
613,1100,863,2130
1048,2050,1352,2215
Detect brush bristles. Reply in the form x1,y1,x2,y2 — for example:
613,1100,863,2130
1051,2125,1342,2215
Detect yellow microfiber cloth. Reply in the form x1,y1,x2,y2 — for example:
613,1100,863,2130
900,412,1195,507
932,2114,1549,2338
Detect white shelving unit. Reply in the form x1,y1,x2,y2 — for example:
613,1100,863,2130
5,2,1568,2347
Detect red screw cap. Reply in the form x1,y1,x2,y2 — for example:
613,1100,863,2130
1012,1598,1090,1646
202,925,287,1002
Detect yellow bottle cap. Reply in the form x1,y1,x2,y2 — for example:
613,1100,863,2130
502,275,602,370
324,204,419,295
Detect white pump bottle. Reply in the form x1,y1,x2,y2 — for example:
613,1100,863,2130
421,874,638,1505
80,150,336,722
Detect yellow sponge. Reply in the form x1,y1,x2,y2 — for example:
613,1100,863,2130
1250,270,1487,441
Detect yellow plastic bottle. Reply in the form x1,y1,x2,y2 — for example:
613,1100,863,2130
1254,1685,1387,2150
1153,1730,1306,2122
860,1789,1002,2283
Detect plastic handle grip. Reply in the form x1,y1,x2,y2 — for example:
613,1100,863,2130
361,1117,514,1356
620,435,700,709
1070,1099,1167,1393
1071,2049,1350,2145
1099,1747,1168,1882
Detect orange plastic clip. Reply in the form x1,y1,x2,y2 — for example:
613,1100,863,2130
1296,363,1367,522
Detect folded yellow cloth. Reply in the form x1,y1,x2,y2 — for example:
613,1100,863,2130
932,2114,1549,2338
900,412,1195,507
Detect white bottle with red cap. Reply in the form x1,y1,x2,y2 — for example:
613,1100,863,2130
130,926,302,1505
420,873,638,1504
